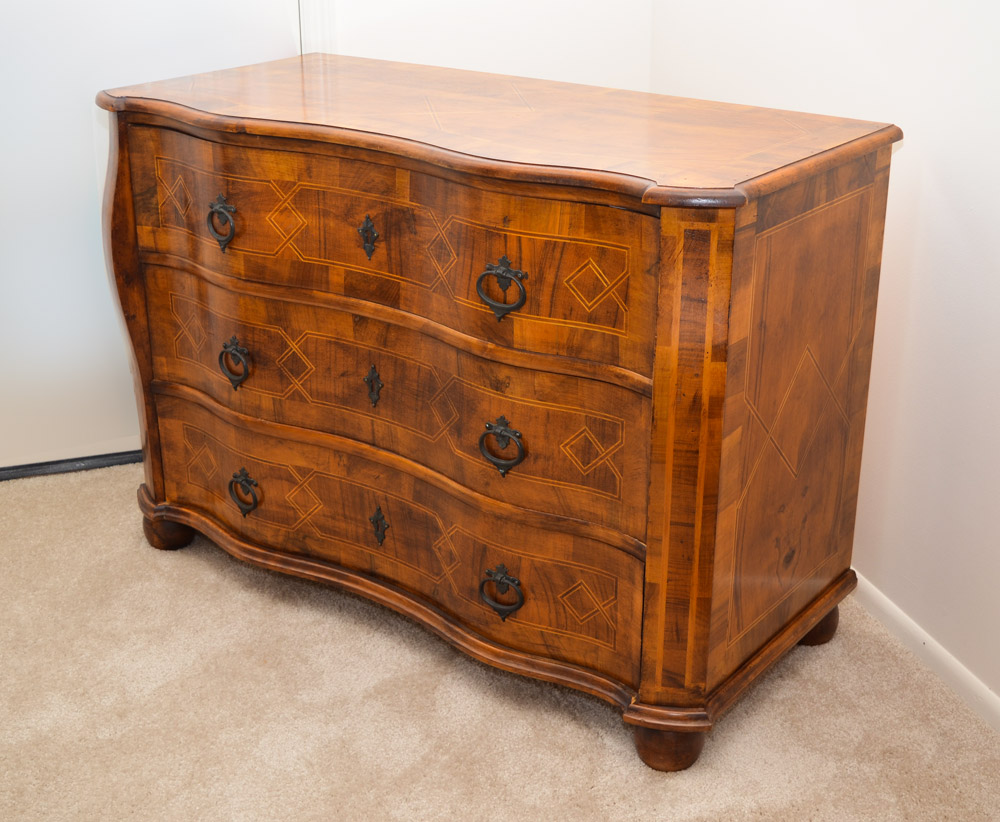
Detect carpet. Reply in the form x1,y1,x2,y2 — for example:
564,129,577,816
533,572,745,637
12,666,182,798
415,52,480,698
1,463,998,820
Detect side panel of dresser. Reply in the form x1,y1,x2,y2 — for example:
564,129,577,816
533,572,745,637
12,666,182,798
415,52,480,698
630,146,893,725
103,114,164,498
706,147,892,690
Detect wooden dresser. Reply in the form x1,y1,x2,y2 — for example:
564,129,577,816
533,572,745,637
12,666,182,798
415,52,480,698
98,54,901,770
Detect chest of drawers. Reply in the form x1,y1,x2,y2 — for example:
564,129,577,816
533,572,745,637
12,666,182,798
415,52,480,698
98,54,901,770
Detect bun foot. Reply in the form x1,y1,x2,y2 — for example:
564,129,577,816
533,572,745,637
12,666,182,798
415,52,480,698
632,727,706,772
799,605,840,646
142,516,195,551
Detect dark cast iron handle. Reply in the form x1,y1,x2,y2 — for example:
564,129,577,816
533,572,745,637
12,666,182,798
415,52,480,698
363,364,384,407
358,214,379,260
478,416,525,477
228,467,259,517
218,336,251,390
476,255,528,321
369,504,389,546
207,194,236,252
479,564,524,621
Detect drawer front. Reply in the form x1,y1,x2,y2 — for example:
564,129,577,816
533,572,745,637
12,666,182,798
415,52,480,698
128,126,658,375
156,393,643,686
146,265,651,541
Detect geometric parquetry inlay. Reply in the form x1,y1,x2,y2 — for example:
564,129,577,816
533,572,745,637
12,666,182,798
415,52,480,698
151,151,636,336
730,188,871,643
430,531,462,593
266,185,308,254
558,580,615,626
285,477,322,518
185,444,219,484
170,296,208,358
564,260,629,314
276,344,315,385
427,231,458,276
172,421,628,652
163,174,192,218
559,426,620,475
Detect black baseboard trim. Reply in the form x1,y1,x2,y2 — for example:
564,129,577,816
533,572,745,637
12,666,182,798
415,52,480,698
0,450,143,482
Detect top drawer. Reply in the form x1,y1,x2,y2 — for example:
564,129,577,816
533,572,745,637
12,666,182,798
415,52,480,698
127,126,659,376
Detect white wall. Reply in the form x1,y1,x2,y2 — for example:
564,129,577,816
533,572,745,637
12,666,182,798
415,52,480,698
650,0,1000,716
0,0,299,466
301,0,653,91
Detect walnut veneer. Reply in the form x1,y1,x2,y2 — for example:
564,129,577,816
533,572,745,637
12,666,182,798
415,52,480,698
98,54,901,771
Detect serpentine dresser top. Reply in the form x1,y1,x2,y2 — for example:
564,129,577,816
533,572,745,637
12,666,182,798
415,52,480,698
98,53,901,770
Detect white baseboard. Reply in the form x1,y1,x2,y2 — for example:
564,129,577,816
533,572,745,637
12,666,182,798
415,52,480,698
853,572,1000,732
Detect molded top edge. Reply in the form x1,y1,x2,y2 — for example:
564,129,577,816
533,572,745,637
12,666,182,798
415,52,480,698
98,54,902,207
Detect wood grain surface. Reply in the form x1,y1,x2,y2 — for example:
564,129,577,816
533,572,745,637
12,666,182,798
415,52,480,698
145,264,651,540
98,53,900,205
128,124,660,375
99,55,902,771
156,392,644,686
706,148,893,689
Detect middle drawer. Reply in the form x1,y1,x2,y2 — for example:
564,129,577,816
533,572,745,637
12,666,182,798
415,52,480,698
145,264,650,541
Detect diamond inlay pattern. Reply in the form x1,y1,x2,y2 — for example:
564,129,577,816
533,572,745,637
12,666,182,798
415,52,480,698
565,260,629,314
560,426,621,477
276,345,315,384
558,580,617,631
163,174,191,218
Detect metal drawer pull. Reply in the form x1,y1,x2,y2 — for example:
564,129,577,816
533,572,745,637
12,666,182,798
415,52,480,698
370,505,389,546
479,564,524,621
358,214,379,260
479,415,525,477
207,193,236,252
228,468,259,517
219,336,251,390
363,364,384,407
476,255,527,320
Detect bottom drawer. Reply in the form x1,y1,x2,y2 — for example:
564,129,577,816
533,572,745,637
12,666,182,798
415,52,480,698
156,392,643,687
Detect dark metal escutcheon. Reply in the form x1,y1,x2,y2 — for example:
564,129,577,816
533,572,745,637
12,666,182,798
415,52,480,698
358,214,379,260
476,255,528,321
479,564,524,621
207,194,236,252
228,467,259,517
219,336,251,390
363,364,384,407
479,415,525,477
370,505,389,546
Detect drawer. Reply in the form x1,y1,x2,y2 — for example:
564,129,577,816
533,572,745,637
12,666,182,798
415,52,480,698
128,126,659,375
156,393,643,686
146,264,651,541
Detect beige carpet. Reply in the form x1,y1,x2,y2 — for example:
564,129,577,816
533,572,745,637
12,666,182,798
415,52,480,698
2,463,998,821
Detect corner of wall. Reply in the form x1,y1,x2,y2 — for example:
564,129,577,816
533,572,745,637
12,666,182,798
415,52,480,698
854,572,1000,733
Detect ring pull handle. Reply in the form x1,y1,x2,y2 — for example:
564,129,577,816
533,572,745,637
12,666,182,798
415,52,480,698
358,214,379,260
478,415,525,477
219,336,251,390
476,255,528,321
479,564,524,621
207,194,236,252
228,467,259,517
